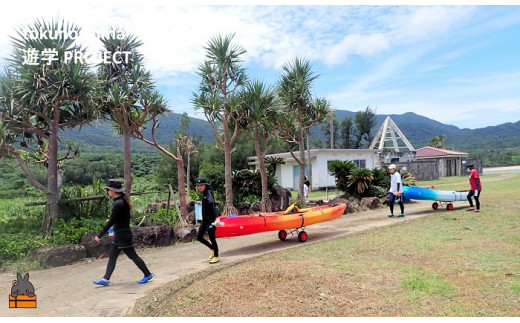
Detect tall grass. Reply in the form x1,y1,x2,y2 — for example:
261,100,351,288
0,179,176,267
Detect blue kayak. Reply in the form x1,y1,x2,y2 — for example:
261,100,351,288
403,185,468,210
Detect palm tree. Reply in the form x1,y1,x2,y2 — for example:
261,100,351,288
276,58,330,205
401,171,418,186
265,156,286,176
239,80,278,211
348,168,374,195
371,167,389,187
0,19,97,235
192,34,247,216
328,160,356,193
428,134,448,149
97,31,167,195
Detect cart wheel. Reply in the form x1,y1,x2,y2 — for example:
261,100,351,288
432,202,439,210
298,231,308,243
447,203,454,211
278,230,287,241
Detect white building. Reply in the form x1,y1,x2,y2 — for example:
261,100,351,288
247,149,383,190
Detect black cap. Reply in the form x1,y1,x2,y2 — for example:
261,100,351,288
466,163,473,168
195,177,209,186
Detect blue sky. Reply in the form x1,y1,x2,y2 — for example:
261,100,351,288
1,1,519,129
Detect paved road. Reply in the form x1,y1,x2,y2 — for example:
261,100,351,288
1,199,450,317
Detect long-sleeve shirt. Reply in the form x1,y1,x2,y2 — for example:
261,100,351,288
201,188,220,223
390,172,403,193
97,196,131,239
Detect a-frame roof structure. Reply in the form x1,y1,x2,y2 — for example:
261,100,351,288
369,116,415,152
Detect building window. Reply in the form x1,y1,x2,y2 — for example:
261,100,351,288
328,159,366,168
353,159,366,168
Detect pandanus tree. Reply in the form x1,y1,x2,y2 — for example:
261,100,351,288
97,32,167,196
239,80,278,212
132,114,190,222
0,19,97,235
276,58,330,205
192,34,247,216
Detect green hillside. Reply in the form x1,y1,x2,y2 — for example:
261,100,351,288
60,112,214,153
329,110,520,153
56,110,519,167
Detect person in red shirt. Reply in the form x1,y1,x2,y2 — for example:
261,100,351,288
466,163,482,212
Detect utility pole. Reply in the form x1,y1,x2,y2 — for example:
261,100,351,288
329,109,335,149
307,132,312,189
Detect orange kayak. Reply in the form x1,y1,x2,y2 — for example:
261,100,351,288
215,203,346,238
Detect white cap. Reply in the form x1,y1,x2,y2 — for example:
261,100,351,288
388,164,396,169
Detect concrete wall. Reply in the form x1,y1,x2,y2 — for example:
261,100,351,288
382,161,440,181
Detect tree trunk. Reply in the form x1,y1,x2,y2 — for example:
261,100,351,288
123,126,132,196
175,146,188,221
307,133,312,193
254,139,271,212
298,126,306,206
222,140,237,216
187,153,191,199
42,109,60,236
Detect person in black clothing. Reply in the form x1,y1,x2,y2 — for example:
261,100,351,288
93,179,153,286
195,177,220,264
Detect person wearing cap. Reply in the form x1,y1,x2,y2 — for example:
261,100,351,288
304,176,310,203
195,177,220,264
466,163,482,212
92,179,153,286
388,164,405,217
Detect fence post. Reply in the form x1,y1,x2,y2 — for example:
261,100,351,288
169,184,184,229
166,186,172,217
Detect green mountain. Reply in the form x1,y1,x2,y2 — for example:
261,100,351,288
59,110,519,157
59,112,215,153
331,110,520,152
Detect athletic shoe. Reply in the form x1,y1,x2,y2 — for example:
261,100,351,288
397,214,405,217
209,250,214,259
210,257,220,264
466,208,475,211
138,274,154,284
93,279,109,286
388,214,394,217
474,209,480,213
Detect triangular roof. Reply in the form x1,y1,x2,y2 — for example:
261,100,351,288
416,146,468,158
369,116,415,152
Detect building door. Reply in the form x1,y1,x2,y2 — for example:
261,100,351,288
446,159,452,176
293,165,308,190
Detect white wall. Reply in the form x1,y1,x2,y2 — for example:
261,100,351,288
273,150,380,190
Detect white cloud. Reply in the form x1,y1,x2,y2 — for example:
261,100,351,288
325,33,390,66
1,3,519,129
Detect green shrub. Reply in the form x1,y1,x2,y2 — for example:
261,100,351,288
232,169,277,205
58,180,111,221
132,208,179,228
49,217,106,245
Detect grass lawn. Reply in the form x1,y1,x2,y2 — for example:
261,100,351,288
131,172,520,317
290,188,343,200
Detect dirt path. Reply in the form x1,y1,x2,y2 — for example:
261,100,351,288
1,199,458,317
